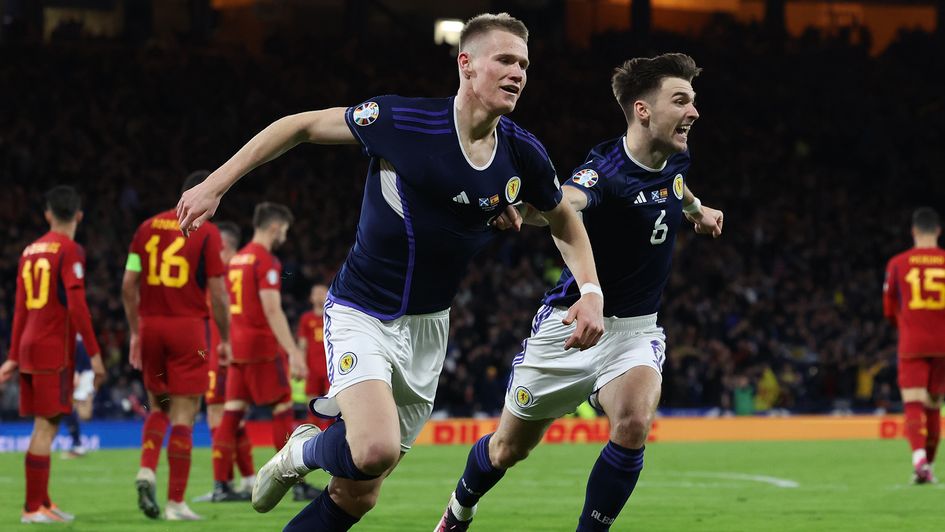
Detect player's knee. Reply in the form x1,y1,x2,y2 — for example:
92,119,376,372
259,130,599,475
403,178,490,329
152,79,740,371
610,413,653,448
489,438,529,469
351,440,399,476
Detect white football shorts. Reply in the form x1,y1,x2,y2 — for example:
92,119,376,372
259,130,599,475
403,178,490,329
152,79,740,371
73,370,96,401
505,305,666,421
311,297,449,451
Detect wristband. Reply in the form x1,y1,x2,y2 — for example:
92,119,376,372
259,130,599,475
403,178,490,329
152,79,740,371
579,283,603,298
683,196,702,215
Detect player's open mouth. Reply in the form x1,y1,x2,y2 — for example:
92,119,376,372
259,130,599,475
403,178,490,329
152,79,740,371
675,124,691,138
500,85,520,95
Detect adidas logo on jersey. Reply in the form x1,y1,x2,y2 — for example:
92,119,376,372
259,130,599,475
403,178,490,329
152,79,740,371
633,191,647,204
452,191,470,204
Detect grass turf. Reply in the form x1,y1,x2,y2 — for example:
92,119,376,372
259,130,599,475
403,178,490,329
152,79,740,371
0,439,941,531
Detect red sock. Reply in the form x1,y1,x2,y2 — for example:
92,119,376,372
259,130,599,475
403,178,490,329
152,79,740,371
235,426,255,477
140,411,170,470
167,425,193,503
904,402,927,452
213,410,243,482
25,453,50,513
271,410,295,451
926,407,941,463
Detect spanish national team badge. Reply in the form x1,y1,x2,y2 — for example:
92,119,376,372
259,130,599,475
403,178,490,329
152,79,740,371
338,352,358,375
353,102,379,126
571,169,599,188
505,176,521,203
673,174,684,200
514,386,533,407
266,269,279,285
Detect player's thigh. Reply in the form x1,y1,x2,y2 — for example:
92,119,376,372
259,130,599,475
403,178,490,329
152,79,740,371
899,357,933,401
596,365,662,422
19,368,73,419
336,380,401,458
505,308,600,421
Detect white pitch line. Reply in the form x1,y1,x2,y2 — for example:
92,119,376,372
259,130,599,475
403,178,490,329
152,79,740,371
680,471,800,488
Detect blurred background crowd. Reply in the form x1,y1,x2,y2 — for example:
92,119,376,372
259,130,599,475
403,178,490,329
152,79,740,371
2,0,945,420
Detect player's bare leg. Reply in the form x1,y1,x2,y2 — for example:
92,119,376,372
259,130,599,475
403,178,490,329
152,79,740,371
253,380,400,528
577,365,660,531
902,387,938,483
164,395,202,520
136,391,170,519
437,409,552,530
22,415,71,523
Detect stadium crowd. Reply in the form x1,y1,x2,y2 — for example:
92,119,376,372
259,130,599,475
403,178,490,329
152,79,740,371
2,16,944,419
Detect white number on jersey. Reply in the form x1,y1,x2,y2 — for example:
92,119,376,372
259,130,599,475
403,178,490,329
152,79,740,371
650,209,668,245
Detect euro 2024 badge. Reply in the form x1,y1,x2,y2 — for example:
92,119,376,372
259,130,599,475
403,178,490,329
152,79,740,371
353,102,379,126
572,169,599,188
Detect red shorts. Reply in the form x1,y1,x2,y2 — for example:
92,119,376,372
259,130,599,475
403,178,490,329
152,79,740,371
140,316,209,396
226,357,291,406
205,366,228,405
20,368,73,418
898,356,945,394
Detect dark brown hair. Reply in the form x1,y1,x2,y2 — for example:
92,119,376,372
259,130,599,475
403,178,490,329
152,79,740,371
252,202,294,229
612,53,701,120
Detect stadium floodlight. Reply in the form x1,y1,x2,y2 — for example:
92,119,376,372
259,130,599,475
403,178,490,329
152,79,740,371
434,19,464,46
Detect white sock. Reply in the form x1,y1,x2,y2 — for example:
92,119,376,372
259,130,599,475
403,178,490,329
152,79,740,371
290,438,312,475
913,448,928,467
450,493,476,521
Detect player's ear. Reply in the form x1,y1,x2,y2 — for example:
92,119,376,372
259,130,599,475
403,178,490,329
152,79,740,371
634,100,650,124
458,51,473,80
44,209,53,225
75,210,84,224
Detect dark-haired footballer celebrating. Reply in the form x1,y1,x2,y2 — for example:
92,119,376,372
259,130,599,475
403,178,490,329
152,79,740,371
436,53,724,531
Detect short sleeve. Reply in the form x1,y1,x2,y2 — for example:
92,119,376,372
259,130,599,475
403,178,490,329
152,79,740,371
515,134,563,212
563,163,607,209
60,243,87,290
202,225,226,277
257,254,282,291
344,95,398,159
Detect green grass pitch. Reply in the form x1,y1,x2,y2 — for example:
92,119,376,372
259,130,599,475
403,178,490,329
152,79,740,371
0,439,941,530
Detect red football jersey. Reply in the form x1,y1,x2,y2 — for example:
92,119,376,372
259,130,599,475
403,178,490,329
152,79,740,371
297,310,327,378
883,247,945,357
229,242,281,363
128,210,225,318
10,232,101,373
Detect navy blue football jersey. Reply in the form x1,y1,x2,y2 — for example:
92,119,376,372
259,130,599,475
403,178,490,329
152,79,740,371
543,136,690,317
331,95,562,319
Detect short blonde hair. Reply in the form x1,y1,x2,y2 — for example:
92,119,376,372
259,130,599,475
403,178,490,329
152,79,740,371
459,12,528,51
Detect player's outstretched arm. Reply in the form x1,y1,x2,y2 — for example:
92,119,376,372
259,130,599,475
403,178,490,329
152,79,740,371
543,200,604,351
177,107,357,235
492,187,589,231
682,184,723,238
